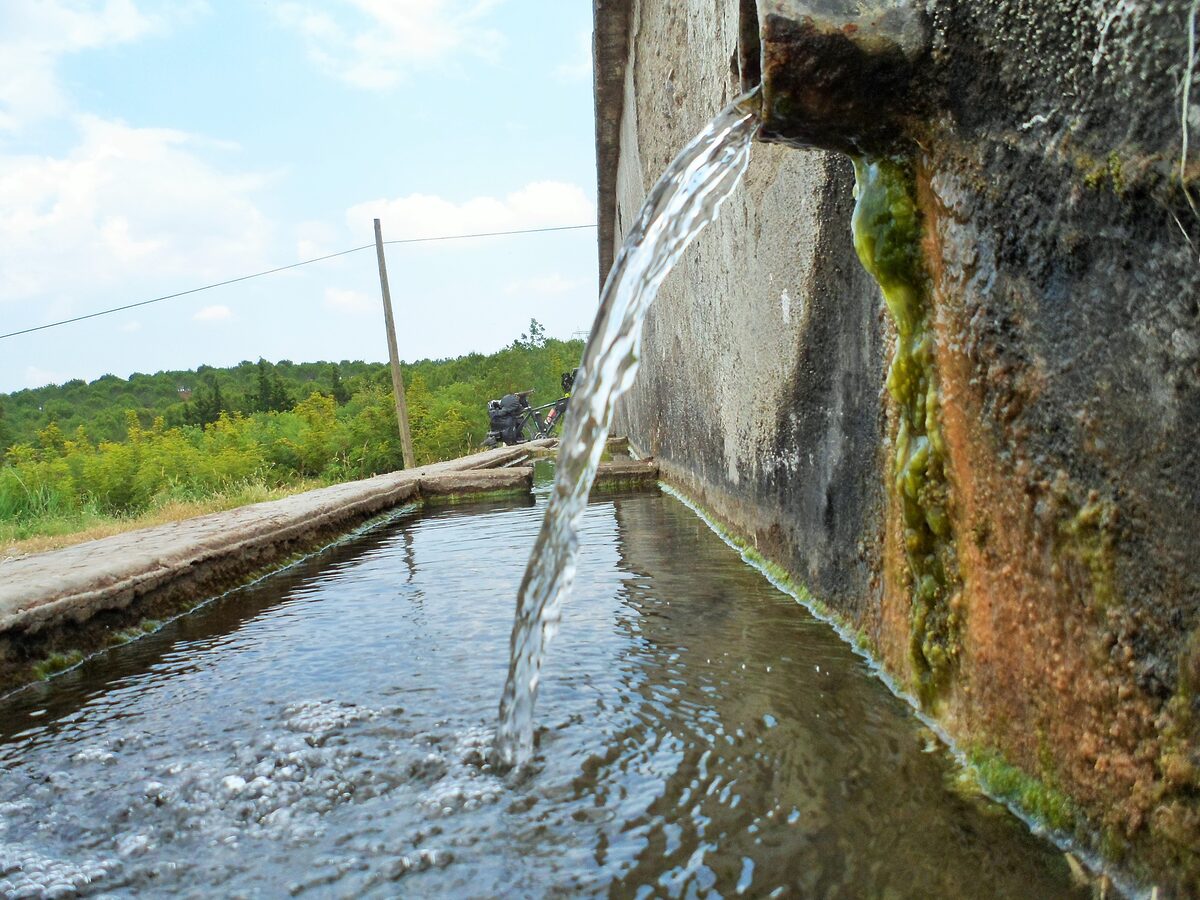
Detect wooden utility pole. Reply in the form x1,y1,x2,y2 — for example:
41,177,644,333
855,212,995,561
373,218,416,469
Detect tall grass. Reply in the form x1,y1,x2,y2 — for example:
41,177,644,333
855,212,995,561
0,390,406,546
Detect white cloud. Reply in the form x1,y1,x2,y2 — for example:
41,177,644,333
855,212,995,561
0,3,276,361
275,0,503,90
0,116,272,308
555,29,592,82
324,287,375,314
296,220,340,262
0,1,203,132
504,274,583,297
193,304,233,322
24,364,69,389
347,180,595,241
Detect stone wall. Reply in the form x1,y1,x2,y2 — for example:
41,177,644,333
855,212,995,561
600,1,888,621
596,0,1200,892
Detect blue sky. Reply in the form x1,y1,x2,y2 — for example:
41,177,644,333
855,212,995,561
0,1,599,392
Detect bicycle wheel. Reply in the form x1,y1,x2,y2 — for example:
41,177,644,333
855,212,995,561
519,416,541,442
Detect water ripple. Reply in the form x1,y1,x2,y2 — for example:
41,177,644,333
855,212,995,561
0,489,1085,897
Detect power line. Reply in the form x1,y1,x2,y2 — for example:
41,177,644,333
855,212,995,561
384,223,594,246
1,244,373,341
0,223,597,341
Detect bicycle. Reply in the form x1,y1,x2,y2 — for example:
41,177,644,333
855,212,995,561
482,389,570,447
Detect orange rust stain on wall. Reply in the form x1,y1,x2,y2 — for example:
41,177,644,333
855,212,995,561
912,165,1168,850
874,451,919,684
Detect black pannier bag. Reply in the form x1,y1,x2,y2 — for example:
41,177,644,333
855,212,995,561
487,393,525,444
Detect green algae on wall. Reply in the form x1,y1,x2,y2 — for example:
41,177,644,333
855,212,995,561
962,746,1078,836
851,156,962,706
1056,493,1119,613
30,649,85,681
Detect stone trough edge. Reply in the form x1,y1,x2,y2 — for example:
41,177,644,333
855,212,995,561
0,442,552,638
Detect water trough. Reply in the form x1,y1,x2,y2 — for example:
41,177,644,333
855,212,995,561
0,440,659,698
0,462,1090,897
598,1,1199,892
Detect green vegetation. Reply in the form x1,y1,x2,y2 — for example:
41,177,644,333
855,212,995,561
31,649,85,681
105,619,163,648
0,321,581,545
963,746,1078,835
851,156,962,706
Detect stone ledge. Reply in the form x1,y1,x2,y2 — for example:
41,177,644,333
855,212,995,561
593,458,660,490
419,467,534,501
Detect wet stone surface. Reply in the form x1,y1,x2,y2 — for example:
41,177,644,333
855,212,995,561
0,472,1085,897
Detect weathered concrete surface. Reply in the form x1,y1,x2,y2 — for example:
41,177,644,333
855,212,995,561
907,7,1200,888
418,466,533,500
593,458,659,490
598,0,1200,891
594,0,635,284
600,0,888,626
0,443,549,693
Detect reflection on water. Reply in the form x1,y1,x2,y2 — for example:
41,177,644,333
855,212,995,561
0,481,1083,898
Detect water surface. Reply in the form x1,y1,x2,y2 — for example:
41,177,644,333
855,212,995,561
0,475,1083,897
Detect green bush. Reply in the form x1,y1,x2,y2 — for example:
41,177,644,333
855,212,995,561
0,326,584,536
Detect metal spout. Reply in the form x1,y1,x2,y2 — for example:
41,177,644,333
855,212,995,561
738,0,928,155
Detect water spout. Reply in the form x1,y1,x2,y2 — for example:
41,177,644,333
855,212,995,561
493,94,760,769
738,0,928,154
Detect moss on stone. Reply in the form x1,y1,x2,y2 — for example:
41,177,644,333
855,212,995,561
853,628,877,655
589,475,658,494
1151,689,1200,866
966,746,1079,835
31,649,85,681
1106,152,1126,195
105,617,163,648
852,155,963,706
422,487,533,505
1082,156,1108,190
1055,494,1119,612
1074,148,1136,195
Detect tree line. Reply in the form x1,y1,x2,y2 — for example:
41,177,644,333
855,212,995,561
0,321,582,539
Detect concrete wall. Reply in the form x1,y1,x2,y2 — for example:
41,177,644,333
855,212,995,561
601,1,888,621
596,0,1200,892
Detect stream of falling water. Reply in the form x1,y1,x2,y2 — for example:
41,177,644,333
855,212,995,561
494,93,760,768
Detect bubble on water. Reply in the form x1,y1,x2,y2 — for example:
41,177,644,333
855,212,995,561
283,699,379,737
0,699,516,893
0,800,33,827
0,843,119,898
115,833,154,858
69,747,116,766
363,846,455,889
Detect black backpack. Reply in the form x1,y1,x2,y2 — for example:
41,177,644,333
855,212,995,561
488,394,525,443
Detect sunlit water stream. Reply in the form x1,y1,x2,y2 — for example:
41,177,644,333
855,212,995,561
0,472,1084,897
495,94,759,768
